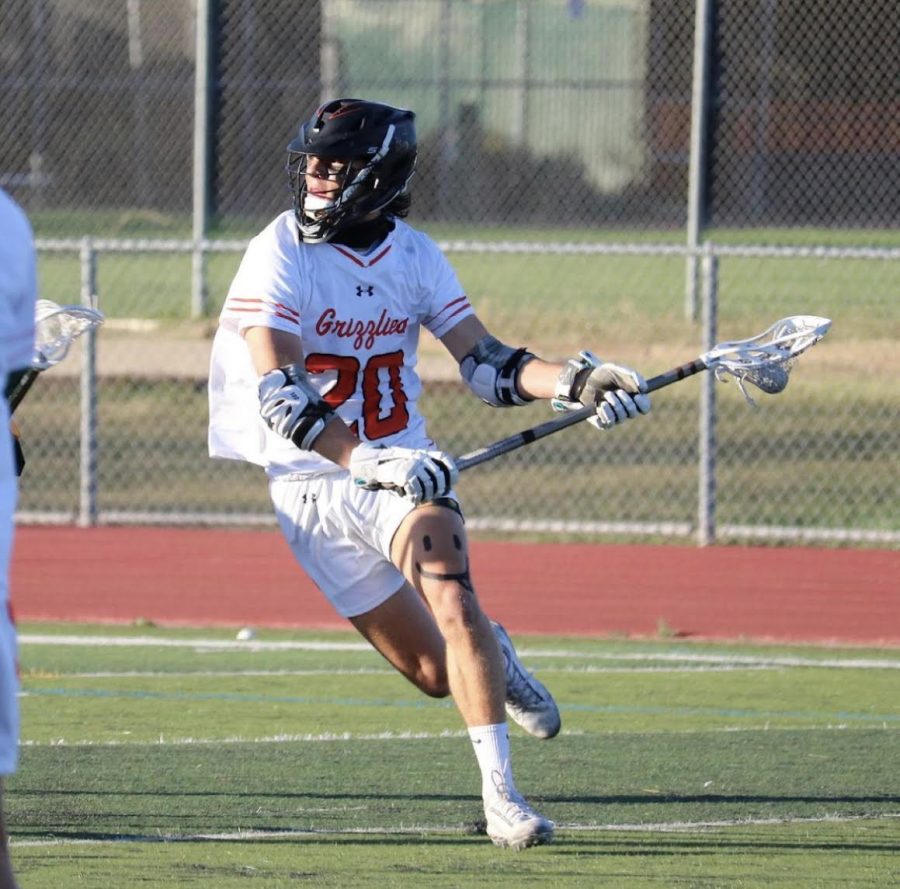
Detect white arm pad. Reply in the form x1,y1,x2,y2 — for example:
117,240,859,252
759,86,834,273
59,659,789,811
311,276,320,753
459,335,536,407
258,365,334,451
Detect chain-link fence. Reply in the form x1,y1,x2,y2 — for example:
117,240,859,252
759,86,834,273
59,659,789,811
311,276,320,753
3,0,897,546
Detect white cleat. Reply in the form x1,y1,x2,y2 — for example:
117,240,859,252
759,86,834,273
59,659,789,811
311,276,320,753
491,621,561,740
484,786,555,851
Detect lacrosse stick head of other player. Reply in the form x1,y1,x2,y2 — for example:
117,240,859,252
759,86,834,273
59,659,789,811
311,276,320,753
286,98,418,245
32,299,105,370
709,314,832,405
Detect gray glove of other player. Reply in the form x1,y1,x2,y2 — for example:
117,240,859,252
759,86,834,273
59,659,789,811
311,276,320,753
553,350,651,430
349,443,458,504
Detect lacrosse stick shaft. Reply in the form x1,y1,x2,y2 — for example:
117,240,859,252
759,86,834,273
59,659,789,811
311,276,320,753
7,368,40,413
455,360,707,472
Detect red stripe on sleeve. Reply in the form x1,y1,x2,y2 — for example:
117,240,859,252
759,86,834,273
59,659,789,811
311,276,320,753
424,295,470,326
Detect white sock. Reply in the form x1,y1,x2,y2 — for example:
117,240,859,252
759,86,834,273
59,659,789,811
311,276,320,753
468,723,517,801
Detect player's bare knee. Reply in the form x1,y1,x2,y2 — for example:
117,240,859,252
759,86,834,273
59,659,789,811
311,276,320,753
426,580,482,645
409,520,480,643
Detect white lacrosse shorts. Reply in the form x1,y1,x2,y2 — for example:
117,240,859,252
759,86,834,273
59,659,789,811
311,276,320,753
269,471,459,619
0,476,20,775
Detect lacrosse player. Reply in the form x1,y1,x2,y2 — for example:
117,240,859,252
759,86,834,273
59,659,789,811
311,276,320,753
0,187,36,889
209,99,650,850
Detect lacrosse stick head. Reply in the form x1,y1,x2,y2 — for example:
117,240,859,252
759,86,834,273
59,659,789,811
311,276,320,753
33,300,105,369
708,315,832,405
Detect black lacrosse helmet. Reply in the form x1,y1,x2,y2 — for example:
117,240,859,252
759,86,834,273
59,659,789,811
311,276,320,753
287,98,417,244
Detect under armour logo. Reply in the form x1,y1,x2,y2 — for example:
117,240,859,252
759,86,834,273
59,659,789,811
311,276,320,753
355,285,374,297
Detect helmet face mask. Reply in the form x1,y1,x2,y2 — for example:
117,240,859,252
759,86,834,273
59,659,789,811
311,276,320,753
286,99,417,244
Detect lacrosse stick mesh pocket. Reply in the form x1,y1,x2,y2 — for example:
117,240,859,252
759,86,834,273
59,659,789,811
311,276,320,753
710,315,829,406
714,359,793,405
33,301,104,368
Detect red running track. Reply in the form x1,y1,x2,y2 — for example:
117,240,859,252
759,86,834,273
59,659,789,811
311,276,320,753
10,526,900,645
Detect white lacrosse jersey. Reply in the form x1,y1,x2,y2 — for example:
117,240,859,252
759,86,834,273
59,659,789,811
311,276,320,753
209,212,473,477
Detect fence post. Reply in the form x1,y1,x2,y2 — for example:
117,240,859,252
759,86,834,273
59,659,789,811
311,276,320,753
512,2,530,148
320,0,341,100
685,0,714,321
79,238,99,527
435,0,454,218
191,0,213,318
697,245,718,546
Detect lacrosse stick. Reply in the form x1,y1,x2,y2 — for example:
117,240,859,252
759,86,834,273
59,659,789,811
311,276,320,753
7,300,105,412
455,315,832,472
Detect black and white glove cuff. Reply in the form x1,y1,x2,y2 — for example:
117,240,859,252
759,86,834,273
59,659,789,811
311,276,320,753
553,351,599,404
258,364,334,451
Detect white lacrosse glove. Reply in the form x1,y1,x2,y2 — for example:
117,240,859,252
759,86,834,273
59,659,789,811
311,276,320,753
552,351,651,431
349,443,459,505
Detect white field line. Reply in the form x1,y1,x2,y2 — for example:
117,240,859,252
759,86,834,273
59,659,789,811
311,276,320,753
27,665,780,679
11,812,899,847
522,650,900,670
40,669,398,679
20,721,894,748
18,634,900,670
19,634,372,652
20,729,475,747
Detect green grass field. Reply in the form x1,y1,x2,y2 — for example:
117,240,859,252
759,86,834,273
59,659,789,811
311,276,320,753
9,622,900,887
34,236,900,339
33,214,900,332
29,208,900,247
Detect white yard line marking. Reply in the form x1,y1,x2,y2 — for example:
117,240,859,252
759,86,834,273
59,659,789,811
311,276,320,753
33,669,398,679
19,634,371,652
561,812,900,832
20,720,896,748
19,634,900,669
21,729,475,747
11,812,899,847
27,665,781,679
523,649,900,670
